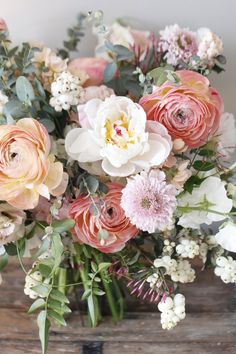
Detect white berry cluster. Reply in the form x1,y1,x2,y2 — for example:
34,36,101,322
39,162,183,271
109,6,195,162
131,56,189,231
214,256,236,283
50,71,84,112
158,294,186,330
176,238,200,258
146,273,160,289
170,259,195,283
153,256,195,284
24,270,43,299
163,239,176,255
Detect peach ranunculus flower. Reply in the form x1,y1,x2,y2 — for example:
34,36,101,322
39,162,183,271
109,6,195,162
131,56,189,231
0,118,67,210
69,182,138,253
0,203,26,246
68,57,107,87
139,70,223,148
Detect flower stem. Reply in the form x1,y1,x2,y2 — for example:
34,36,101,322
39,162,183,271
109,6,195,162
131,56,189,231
58,268,67,295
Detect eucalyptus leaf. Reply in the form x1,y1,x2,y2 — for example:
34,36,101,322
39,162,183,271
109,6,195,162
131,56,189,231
85,175,99,194
40,119,55,133
15,76,35,102
52,219,75,233
104,62,117,83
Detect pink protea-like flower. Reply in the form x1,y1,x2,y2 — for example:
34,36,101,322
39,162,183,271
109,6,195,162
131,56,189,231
159,24,197,66
69,182,138,253
139,70,223,148
121,170,177,233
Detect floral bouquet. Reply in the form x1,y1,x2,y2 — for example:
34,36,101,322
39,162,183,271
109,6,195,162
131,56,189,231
0,11,236,354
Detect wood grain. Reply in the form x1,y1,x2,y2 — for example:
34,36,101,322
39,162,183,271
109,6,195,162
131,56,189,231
1,263,236,353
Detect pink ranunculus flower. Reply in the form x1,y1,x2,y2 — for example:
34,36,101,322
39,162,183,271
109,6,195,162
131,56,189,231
0,203,26,246
139,70,223,148
69,182,138,253
68,57,107,87
0,18,7,32
0,118,67,210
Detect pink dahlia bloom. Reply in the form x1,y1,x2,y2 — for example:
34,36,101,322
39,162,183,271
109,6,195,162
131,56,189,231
159,24,197,66
69,182,138,253
139,70,223,148
121,170,177,233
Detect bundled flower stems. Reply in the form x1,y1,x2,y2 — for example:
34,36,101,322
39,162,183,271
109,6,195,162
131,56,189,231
0,11,235,354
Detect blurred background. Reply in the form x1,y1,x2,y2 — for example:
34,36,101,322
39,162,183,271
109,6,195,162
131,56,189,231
1,0,236,116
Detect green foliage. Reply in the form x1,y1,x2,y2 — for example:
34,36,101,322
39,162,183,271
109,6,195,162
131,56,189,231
192,160,216,171
147,65,181,86
15,76,35,103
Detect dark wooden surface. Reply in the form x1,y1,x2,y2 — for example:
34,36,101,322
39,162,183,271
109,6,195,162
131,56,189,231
1,262,236,354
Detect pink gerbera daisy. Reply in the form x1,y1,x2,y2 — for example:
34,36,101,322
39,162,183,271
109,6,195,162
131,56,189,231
121,170,177,233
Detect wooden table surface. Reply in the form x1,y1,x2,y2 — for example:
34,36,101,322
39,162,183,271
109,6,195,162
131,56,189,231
1,262,236,354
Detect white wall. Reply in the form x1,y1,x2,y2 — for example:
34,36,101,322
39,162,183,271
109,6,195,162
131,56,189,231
1,0,236,116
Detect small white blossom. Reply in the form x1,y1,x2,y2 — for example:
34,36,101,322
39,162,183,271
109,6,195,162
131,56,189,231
0,91,8,114
199,242,208,263
50,71,84,112
146,273,160,289
176,238,200,258
197,28,223,63
215,256,236,283
154,255,177,274
158,294,186,330
170,259,195,283
163,239,176,255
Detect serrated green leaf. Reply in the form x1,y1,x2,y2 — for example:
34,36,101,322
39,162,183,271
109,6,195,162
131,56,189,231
37,310,50,354
50,289,69,303
48,309,67,326
52,219,75,233
15,76,35,102
28,298,45,314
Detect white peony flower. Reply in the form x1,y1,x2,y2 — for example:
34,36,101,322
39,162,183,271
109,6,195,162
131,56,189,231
65,96,172,177
215,113,236,158
215,221,236,252
197,28,223,63
214,256,236,283
178,177,232,228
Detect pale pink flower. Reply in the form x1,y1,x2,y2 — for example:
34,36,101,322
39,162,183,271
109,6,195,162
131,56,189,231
121,170,177,233
0,203,26,246
68,57,107,86
197,28,223,64
170,161,192,189
140,70,223,148
159,24,197,66
69,182,138,253
0,18,7,32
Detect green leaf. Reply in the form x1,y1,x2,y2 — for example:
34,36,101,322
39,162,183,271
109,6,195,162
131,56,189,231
37,311,50,354
15,76,35,102
31,284,50,297
113,45,134,61
40,119,55,133
104,62,117,83
3,99,25,119
0,252,8,271
48,309,67,326
34,78,46,97
50,289,70,303
39,264,52,278
98,262,111,272
85,176,99,194
33,238,50,260
184,175,203,194
81,288,92,300
93,288,105,296
88,294,96,327
198,149,215,157
91,261,98,272
193,160,216,171
52,219,75,233
51,233,63,270
5,243,17,256
28,298,45,314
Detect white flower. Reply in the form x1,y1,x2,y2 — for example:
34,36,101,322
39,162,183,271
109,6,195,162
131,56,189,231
0,91,8,114
50,71,84,112
146,273,160,289
65,96,172,177
158,294,186,330
215,221,236,252
197,28,223,63
214,256,236,283
215,113,236,158
154,255,177,274
176,238,200,258
163,239,176,255
170,260,195,283
178,177,232,228
227,183,236,208
199,242,208,263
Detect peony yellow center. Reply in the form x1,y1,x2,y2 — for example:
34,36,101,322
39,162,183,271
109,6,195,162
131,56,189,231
104,115,135,149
